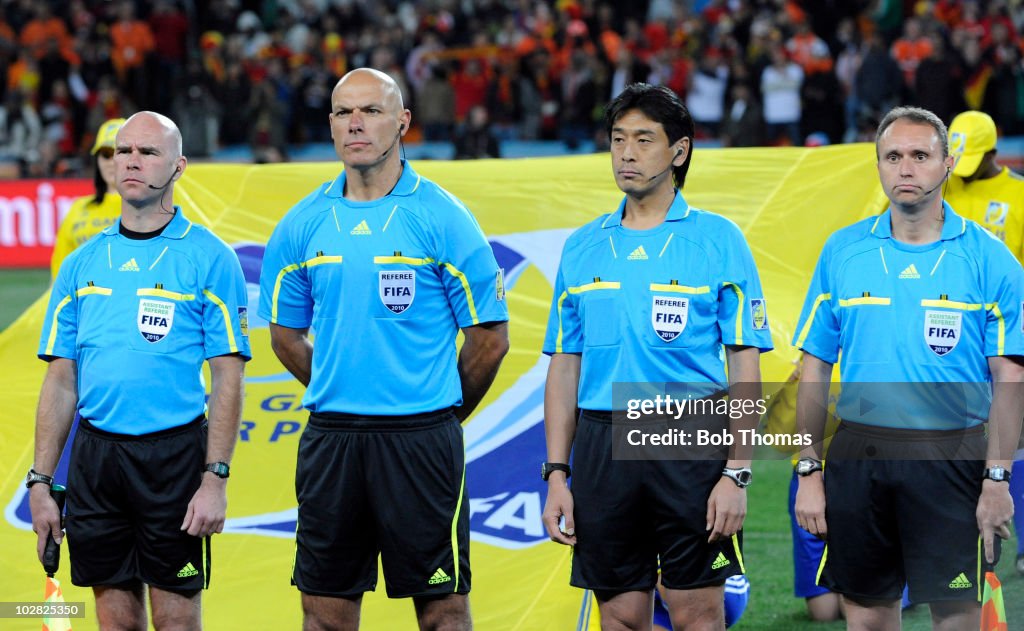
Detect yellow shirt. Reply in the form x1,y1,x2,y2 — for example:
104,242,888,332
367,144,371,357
945,167,1024,264
50,192,121,278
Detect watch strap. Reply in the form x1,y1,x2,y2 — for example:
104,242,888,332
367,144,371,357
26,468,54,489
204,461,230,479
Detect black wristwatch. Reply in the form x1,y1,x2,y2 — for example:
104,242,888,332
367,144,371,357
541,462,571,481
722,467,753,488
983,465,1011,483
25,468,54,489
795,457,824,477
204,462,230,479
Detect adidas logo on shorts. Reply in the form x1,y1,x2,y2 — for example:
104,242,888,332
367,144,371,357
177,562,199,578
711,552,731,570
948,572,972,589
427,568,452,585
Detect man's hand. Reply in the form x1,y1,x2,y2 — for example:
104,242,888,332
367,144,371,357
706,476,746,543
794,472,827,540
181,474,228,537
977,479,1013,564
542,479,576,546
29,484,62,563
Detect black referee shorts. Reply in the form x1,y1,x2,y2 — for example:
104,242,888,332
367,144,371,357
293,409,469,599
66,416,208,592
820,421,991,603
569,410,744,593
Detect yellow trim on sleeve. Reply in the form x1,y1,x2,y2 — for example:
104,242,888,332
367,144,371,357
442,262,479,325
137,288,195,301
373,255,435,265
75,286,112,297
270,256,343,323
567,281,621,294
722,281,745,345
649,283,710,294
45,295,73,355
987,302,1005,355
838,296,891,307
920,299,983,311
203,289,238,354
795,293,831,348
555,291,570,353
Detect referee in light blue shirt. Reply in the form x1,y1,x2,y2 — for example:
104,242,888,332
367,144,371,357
793,106,1024,631
540,83,772,630
30,112,250,631
257,68,508,630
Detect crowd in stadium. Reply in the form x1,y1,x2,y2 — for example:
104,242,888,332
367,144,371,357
2,0,1024,176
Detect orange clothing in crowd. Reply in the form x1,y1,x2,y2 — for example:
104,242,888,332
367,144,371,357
110,19,155,75
787,32,834,73
891,37,933,85
20,16,71,59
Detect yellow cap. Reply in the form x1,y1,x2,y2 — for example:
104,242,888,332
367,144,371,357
91,118,126,155
949,111,997,177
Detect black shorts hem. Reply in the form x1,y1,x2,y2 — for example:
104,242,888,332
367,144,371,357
824,585,903,602
294,584,375,599
388,588,471,599
569,579,656,593
660,577,729,591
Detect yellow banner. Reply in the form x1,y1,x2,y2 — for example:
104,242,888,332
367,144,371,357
1,146,882,630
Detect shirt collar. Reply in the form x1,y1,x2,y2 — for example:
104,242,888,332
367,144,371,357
869,201,966,242
101,205,193,239
324,160,422,199
601,189,691,229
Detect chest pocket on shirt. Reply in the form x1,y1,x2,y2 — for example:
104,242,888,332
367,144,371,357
572,281,621,347
647,283,711,348
918,298,984,361
127,288,196,353
837,295,893,364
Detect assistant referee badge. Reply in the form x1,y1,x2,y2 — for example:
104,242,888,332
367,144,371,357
924,310,961,356
138,299,174,343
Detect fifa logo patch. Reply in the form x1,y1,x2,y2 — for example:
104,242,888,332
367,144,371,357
238,306,249,336
496,268,505,301
651,295,688,341
924,310,961,356
750,298,768,330
138,299,175,343
379,271,415,313
985,201,1009,228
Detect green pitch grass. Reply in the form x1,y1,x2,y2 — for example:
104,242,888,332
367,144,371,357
1,267,1021,629
0,268,49,332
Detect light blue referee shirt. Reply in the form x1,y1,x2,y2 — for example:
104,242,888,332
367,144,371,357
793,203,1024,429
542,191,774,410
258,161,508,416
39,207,251,435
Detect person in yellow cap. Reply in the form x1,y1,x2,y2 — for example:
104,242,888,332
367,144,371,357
49,118,126,278
946,110,1024,261
946,109,1024,578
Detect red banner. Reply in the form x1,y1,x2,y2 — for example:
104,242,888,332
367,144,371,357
0,179,92,268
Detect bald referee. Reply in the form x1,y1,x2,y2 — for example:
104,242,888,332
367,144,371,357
259,68,509,630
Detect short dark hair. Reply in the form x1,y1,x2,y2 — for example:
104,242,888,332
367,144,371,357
605,83,695,189
875,106,949,158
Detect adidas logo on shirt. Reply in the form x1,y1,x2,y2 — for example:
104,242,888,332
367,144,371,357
948,572,972,589
350,220,372,235
898,264,920,279
627,246,648,260
427,567,452,585
119,258,140,272
711,552,731,570
177,562,199,578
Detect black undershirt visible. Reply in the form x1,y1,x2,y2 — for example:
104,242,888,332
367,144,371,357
119,221,170,240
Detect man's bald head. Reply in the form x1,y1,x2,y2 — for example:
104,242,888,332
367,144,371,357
121,111,183,158
333,68,405,113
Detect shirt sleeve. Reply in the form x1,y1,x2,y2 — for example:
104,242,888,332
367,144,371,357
542,255,583,355
203,242,253,360
792,239,840,364
435,202,509,328
258,217,314,329
717,224,774,352
983,239,1024,357
38,258,79,361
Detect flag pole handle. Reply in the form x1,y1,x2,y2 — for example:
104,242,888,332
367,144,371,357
42,485,65,577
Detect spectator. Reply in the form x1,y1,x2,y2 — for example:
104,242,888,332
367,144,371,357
721,82,764,147
454,104,501,159
891,17,933,89
801,46,843,144
559,49,598,149
761,45,803,145
418,63,456,142
149,0,190,107
109,1,156,110
854,33,902,131
687,51,730,139
915,33,966,124
0,89,43,177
